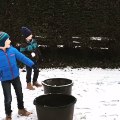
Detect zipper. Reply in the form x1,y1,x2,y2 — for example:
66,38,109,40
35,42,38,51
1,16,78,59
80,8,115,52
4,52,14,79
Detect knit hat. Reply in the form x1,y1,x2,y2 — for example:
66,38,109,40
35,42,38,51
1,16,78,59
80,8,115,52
21,27,32,38
0,32,10,47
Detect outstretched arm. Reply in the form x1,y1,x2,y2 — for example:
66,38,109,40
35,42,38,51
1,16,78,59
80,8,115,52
13,47,34,67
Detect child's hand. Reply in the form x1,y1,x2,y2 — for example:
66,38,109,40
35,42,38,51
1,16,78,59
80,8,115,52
16,43,21,47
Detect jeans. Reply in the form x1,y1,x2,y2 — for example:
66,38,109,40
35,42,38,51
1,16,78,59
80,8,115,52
26,65,39,83
1,77,24,115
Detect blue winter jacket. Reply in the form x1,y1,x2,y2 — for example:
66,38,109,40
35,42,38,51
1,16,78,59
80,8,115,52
0,46,34,81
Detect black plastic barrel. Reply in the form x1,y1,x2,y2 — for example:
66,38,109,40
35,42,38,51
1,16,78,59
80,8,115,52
42,78,73,95
33,94,77,120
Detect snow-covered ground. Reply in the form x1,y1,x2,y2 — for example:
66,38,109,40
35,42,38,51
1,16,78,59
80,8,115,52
0,67,120,120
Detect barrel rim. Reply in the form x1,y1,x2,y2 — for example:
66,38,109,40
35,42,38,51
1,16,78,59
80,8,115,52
42,78,73,87
33,93,77,108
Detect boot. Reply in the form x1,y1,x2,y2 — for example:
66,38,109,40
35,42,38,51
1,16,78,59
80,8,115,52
18,108,32,116
27,83,35,90
33,82,42,87
5,114,12,120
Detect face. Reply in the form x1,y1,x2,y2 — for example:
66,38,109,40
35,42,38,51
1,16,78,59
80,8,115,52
5,39,11,48
26,34,33,42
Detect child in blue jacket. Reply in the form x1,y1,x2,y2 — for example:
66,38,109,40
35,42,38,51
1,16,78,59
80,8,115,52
0,32,37,120
20,27,42,90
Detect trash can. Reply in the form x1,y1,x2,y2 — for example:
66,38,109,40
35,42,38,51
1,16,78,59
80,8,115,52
42,78,73,95
33,94,77,120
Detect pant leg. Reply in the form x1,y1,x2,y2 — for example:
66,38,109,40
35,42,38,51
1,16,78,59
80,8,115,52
11,77,24,109
1,81,12,115
33,68,39,83
26,65,32,83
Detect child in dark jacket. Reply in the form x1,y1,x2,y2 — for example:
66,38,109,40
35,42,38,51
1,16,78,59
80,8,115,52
0,32,37,120
20,26,42,90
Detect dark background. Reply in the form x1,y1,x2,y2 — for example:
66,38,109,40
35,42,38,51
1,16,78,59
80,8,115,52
0,0,120,68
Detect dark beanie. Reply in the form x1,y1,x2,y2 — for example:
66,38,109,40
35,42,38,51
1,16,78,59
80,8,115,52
21,27,32,38
0,32,10,47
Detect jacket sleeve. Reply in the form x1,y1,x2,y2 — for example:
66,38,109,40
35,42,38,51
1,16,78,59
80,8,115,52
13,47,34,67
26,39,38,51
